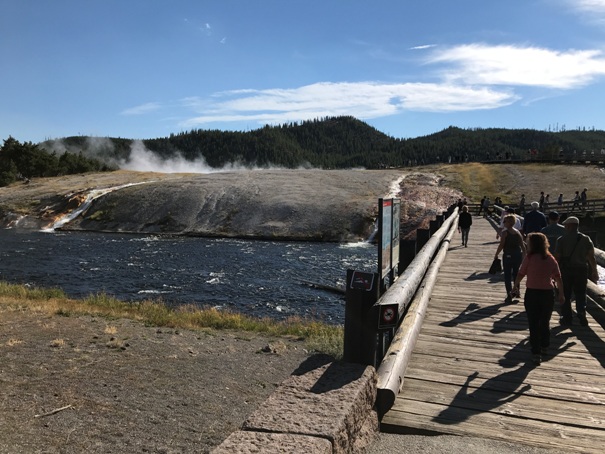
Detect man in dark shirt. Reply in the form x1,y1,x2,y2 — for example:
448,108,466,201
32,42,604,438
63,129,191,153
522,201,547,236
555,216,598,326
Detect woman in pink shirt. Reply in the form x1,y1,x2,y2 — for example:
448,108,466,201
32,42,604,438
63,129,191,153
512,233,565,365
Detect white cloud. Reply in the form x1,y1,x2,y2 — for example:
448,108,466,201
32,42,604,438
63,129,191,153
572,0,605,13
410,44,437,50
120,102,162,116
179,82,517,128
428,44,605,89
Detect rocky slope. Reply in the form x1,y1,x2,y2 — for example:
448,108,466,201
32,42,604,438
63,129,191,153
0,169,460,241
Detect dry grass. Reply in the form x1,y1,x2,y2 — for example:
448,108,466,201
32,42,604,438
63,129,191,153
0,281,344,359
426,162,605,204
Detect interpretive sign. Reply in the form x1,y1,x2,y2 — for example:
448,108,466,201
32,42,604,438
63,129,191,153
378,199,392,279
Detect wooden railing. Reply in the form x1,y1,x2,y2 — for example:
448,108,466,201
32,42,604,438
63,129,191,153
464,198,605,219
343,205,459,374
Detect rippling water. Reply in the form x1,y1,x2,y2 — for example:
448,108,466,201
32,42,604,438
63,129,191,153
2,230,603,325
0,230,377,324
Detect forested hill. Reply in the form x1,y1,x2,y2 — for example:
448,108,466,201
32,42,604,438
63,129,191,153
39,116,605,169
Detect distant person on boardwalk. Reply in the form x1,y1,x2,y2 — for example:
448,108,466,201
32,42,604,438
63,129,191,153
539,192,545,211
512,233,565,365
557,193,563,207
541,211,565,254
457,205,472,247
482,197,490,217
478,196,486,215
580,188,587,210
495,214,527,303
519,194,526,215
544,194,550,211
555,216,599,326
572,191,580,211
522,202,547,236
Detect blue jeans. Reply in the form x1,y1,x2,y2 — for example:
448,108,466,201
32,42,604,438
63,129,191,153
460,228,470,245
503,250,522,295
524,289,555,354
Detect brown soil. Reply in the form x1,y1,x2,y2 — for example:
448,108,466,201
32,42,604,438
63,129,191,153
0,309,312,453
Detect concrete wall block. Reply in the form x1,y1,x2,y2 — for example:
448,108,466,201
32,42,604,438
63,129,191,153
242,362,378,453
211,430,332,453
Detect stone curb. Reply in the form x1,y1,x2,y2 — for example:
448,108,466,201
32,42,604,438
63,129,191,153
212,359,379,453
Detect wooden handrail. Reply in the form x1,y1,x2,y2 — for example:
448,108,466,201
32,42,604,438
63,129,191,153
375,208,459,322
375,209,458,414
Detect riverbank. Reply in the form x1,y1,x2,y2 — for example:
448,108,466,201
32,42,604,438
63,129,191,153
0,169,460,241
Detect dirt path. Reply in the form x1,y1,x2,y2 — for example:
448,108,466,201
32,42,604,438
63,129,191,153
0,308,311,453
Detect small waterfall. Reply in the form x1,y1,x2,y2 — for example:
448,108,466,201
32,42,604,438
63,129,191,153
366,218,379,243
43,182,149,232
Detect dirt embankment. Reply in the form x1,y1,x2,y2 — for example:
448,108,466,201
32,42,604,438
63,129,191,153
0,169,461,241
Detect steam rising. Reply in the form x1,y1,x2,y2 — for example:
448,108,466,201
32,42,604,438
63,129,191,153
119,140,215,173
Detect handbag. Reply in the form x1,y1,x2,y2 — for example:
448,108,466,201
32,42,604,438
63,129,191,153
488,258,502,274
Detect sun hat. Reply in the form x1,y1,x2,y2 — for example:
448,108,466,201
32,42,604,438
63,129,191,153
531,201,539,209
563,216,579,225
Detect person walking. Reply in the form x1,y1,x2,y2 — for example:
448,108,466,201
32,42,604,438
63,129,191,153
541,211,566,254
512,233,565,365
482,197,490,218
522,201,547,236
580,188,588,211
478,196,486,215
557,193,563,207
457,205,472,247
539,192,545,211
572,191,580,211
519,194,526,215
495,214,527,303
555,216,599,326
497,207,521,240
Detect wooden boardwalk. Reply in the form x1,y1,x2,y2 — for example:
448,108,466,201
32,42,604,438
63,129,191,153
381,217,605,452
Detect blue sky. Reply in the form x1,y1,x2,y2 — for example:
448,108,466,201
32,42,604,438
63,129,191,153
2,0,605,144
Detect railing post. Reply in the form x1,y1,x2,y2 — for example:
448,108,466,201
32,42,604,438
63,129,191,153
399,239,416,274
429,219,439,235
416,228,430,252
343,270,380,365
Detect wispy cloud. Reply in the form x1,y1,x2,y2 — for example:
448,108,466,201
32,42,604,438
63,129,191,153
123,42,605,131
563,0,605,23
572,0,605,13
179,82,517,128
410,44,437,50
428,44,605,89
120,102,161,116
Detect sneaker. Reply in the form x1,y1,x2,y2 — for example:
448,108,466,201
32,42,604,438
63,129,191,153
577,312,588,327
532,354,541,365
559,316,572,326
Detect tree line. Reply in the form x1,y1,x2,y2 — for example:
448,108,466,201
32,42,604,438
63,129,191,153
0,136,112,186
2,116,604,187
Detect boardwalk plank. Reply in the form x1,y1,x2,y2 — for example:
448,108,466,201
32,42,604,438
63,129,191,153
381,217,605,451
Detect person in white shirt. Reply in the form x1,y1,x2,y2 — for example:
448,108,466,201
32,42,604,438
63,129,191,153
497,207,522,239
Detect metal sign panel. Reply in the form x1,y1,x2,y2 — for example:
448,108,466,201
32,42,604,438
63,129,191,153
349,270,376,291
378,199,392,279
378,303,399,329
391,199,401,269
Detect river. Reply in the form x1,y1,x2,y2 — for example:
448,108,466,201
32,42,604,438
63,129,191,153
0,229,376,325
1,230,603,326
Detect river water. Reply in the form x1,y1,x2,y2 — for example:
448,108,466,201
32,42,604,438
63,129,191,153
0,230,376,325
1,230,603,326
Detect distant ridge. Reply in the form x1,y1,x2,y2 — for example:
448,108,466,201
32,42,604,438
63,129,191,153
38,116,605,170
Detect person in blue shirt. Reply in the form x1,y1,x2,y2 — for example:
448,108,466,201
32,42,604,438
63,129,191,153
522,201,547,236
